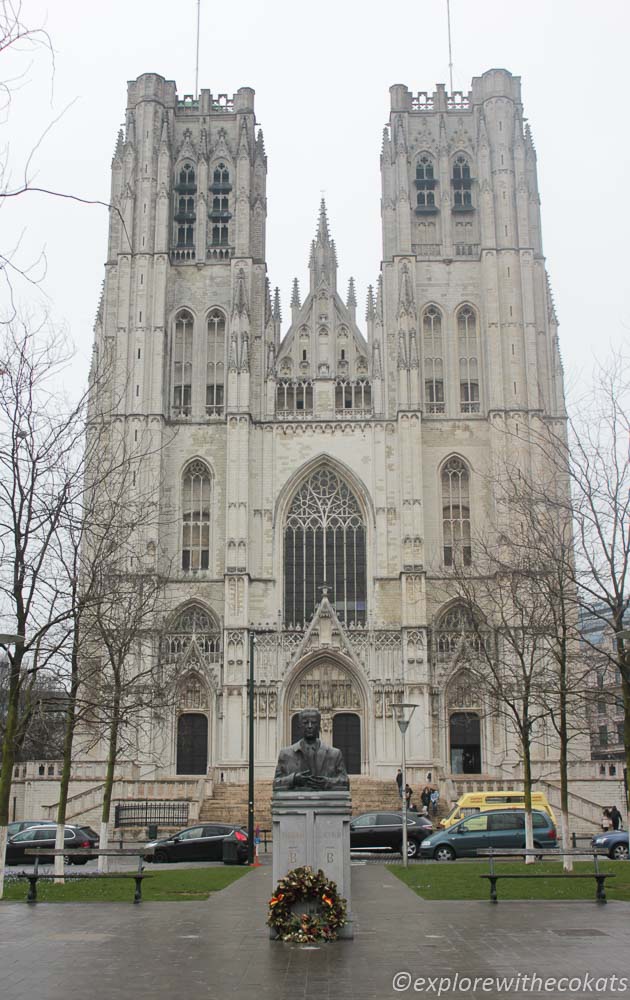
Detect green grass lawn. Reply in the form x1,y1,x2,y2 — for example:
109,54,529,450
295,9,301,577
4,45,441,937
390,860,630,902
1,865,250,903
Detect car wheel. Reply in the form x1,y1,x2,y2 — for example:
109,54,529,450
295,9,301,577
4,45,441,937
71,858,89,866
153,849,170,863
406,839,419,859
611,843,629,861
433,845,455,862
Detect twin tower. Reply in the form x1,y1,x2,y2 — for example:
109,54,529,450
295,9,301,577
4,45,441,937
90,69,567,782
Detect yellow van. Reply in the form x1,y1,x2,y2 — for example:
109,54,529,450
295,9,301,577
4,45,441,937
440,790,556,828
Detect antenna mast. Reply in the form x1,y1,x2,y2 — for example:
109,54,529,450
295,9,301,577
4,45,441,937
446,0,454,92
195,0,201,99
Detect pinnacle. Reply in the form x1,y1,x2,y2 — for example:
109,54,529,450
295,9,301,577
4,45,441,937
346,277,357,309
316,198,330,243
273,286,282,322
366,284,375,321
291,277,301,309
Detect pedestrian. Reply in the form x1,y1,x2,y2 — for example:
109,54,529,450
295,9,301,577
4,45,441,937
396,768,403,798
430,787,440,817
601,809,612,832
405,784,413,809
421,785,431,811
409,800,418,813
609,805,623,831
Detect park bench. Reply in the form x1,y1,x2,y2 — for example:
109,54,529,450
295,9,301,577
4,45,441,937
477,848,616,904
18,846,155,904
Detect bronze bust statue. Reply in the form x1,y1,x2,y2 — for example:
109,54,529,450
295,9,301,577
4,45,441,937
273,708,350,791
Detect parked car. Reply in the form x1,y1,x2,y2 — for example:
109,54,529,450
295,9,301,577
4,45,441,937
7,819,56,838
144,823,249,864
419,808,558,861
6,824,99,865
350,811,433,859
591,830,629,860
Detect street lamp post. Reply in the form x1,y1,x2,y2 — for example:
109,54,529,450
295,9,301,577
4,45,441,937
247,631,256,865
391,702,418,868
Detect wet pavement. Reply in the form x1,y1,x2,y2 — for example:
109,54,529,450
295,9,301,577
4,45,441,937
2,862,628,999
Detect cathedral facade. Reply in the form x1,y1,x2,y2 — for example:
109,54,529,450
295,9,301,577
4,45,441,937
90,68,566,786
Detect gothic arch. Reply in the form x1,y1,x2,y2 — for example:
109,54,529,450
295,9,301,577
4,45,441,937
273,453,375,530
280,650,370,773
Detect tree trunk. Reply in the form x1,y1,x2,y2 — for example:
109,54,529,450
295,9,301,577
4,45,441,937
559,658,573,871
99,691,120,873
522,738,535,864
54,654,79,881
0,677,20,900
623,672,630,825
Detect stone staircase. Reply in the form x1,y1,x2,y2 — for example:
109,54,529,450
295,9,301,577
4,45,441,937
199,776,408,830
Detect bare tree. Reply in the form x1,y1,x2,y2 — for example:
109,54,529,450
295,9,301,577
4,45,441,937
0,318,88,897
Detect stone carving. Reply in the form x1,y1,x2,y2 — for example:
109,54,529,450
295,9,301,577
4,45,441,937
273,708,349,791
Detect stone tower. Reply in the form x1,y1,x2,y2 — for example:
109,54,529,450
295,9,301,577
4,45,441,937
87,69,567,796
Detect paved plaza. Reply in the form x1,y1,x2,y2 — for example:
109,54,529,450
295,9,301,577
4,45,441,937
2,863,629,1000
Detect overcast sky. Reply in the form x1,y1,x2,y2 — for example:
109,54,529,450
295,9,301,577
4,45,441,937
3,0,628,396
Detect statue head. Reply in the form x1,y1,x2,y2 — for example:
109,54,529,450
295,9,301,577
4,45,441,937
296,708,321,743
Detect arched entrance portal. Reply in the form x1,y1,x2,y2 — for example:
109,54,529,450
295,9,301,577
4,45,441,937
176,713,208,774
449,711,481,774
287,658,365,774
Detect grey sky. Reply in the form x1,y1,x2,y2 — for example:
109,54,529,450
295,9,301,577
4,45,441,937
3,0,628,394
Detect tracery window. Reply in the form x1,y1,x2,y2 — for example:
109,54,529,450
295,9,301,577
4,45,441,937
206,310,225,416
422,306,445,413
334,379,372,415
172,310,193,417
457,306,480,413
452,155,473,209
165,604,221,662
415,155,437,211
182,461,211,571
435,605,482,661
284,468,366,626
441,457,471,566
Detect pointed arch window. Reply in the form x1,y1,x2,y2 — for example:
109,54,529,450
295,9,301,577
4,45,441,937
423,306,445,413
457,306,480,413
172,310,193,417
452,155,473,209
182,461,211,571
284,468,366,626
415,155,437,212
174,163,197,248
165,603,221,662
206,310,225,416
441,457,471,566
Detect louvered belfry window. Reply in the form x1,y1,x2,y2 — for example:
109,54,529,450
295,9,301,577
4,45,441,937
284,469,366,626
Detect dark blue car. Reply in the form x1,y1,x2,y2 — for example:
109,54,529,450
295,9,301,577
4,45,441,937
591,830,628,860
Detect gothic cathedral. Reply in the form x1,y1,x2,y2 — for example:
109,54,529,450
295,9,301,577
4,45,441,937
90,69,565,788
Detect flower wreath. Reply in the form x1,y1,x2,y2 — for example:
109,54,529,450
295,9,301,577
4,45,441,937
267,865,347,942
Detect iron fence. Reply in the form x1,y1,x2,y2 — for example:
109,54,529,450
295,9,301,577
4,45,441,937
114,800,189,828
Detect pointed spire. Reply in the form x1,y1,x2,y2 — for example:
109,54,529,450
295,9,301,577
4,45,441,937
317,198,330,242
255,128,266,158
309,200,337,291
290,278,301,309
524,121,536,154
112,129,124,163
265,278,272,327
366,284,375,322
381,126,390,153
273,286,282,323
376,275,384,321
346,277,357,310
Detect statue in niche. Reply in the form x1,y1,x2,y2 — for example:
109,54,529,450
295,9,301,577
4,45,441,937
273,708,349,791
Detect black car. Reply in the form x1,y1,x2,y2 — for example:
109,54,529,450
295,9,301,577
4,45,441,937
350,811,433,858
144,823,249,864
6,824,99,865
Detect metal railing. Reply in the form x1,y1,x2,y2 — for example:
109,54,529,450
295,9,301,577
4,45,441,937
114,800,189,828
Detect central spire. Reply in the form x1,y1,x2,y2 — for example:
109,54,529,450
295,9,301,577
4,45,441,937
309,198,338,292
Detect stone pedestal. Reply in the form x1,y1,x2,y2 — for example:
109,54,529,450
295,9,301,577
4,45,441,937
271,790,353,938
